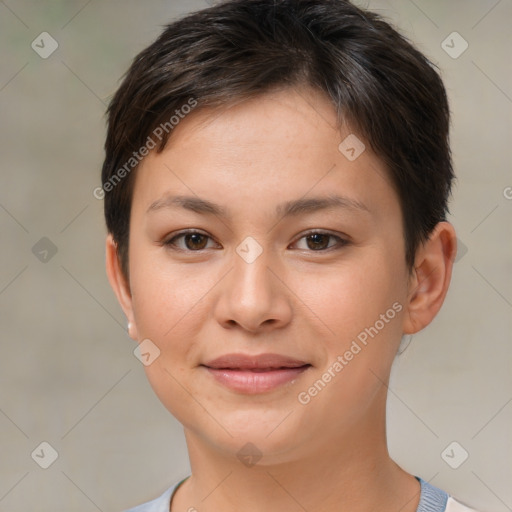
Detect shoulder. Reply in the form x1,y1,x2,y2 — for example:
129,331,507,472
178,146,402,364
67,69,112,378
416,477,482,512
121,480,181,512
122,486,173,512
445,496,482,512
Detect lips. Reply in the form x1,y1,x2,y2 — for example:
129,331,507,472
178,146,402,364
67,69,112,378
203,353,310,371
201,353,311,394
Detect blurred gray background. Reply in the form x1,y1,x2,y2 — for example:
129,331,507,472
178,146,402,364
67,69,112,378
1,0,511,511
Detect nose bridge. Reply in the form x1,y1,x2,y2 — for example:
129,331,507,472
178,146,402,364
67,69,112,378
232,238,275,308
215,236,291,332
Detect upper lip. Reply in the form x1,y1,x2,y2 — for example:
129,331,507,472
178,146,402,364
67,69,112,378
202,353,310,370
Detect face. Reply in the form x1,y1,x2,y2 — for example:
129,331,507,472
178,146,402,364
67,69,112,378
111,87,422,463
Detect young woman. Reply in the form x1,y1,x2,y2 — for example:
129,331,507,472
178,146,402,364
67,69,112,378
101,1,479,510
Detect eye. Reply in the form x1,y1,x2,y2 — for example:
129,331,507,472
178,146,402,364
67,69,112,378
163,230,348,253
163,230,219,251
291,231,349,251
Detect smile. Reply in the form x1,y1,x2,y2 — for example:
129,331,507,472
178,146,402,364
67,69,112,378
203,366,311,393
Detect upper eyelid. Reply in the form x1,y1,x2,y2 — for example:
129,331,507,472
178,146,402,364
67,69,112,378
291,231,348,250
164,230,220,247
164,229,348,249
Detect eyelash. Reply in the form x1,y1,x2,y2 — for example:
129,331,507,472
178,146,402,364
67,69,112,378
162,229,350,253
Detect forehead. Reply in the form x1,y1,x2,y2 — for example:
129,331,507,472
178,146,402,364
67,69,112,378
131,87,399,224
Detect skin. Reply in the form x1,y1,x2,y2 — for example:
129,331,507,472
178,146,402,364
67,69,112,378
106,86,457,512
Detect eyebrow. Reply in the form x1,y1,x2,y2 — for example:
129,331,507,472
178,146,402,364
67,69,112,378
146,193,370,218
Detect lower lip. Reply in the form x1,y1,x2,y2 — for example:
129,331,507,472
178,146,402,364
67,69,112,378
204,366,310,394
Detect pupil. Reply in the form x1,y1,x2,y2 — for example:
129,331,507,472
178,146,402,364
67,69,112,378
186,234,207,250
308,234,328,250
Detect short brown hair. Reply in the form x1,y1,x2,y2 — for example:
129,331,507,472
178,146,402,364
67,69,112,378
101,0,454,279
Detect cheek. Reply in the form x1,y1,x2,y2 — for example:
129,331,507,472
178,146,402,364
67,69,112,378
128,244,188,348
128,246,226,374
292,257,406,427
129,239,195,328
300,254,405,344
127,257,208,418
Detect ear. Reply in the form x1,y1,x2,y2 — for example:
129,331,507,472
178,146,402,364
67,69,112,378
403,221,457,335
105,234,139,340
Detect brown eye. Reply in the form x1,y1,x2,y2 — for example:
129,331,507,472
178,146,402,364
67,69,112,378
292,231,349,252
164,231,217,251
305,233,331,250
183,233,208,250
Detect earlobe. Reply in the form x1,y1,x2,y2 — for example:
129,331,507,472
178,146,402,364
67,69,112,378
105,234,139,340
403,222,457,335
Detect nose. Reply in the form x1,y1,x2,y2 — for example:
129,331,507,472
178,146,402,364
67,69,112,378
214,246,293,333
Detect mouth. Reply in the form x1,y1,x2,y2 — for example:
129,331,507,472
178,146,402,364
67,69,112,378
201,353,312,393
212,366,310,372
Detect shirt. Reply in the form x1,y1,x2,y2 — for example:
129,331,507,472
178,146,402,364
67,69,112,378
123,476,480,512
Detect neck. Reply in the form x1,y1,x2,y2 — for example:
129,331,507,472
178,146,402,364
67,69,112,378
172,392,420,512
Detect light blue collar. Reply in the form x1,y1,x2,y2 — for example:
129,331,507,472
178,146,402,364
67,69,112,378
416,477,449,512
125,475,449,512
